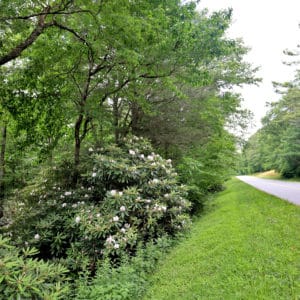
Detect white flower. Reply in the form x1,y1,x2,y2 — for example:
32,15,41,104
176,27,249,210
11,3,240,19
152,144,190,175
96,213,101,217
110,190,117,196
113,216,119,222
161,206,167,212
147,155,154,161
124,223,130,228
75,216,81,223
129,149,136,155
114,243,120,249
118,191,123,196
72,204,77,208
164,193,170,198
88,187,92,191
88,147,94,152
120,206,126,212
145,199,151,203
62,203,67,207
92,172,97,177
106,235,115,244
140,154,145,159
120,228,126,233
65,191,72,196
81,201,85,205
60,195,65,199
84,194,89,198
167,159,172,164
34,234,40,240
152,178,159,184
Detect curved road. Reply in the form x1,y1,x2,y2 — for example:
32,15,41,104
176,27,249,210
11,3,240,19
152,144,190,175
236,176,300,206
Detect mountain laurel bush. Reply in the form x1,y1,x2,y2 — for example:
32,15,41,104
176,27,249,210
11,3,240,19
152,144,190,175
4,136,190,274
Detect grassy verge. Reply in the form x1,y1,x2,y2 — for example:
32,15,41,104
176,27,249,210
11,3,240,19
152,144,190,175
254,170,300,182
143,178,300,299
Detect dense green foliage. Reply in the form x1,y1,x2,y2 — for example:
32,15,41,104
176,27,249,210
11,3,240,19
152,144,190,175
0,0,258,298
4,138,190,269
75,237,174,300
240,87,300,178
0,235,70,299
144,178,300,299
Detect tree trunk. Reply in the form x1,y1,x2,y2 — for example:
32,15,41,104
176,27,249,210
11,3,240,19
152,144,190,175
131,101,142,135
0,124,7,219
73,114,83,185
112,96,120,144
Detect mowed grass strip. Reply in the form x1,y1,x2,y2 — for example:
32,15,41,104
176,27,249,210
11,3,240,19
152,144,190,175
143,178,300,300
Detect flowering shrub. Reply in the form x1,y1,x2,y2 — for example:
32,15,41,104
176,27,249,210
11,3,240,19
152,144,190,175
4,136,190,273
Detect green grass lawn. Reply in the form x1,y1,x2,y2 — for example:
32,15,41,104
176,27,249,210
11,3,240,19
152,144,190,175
143,178,300,300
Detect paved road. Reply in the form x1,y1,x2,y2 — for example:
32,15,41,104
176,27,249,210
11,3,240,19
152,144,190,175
236,176,300,206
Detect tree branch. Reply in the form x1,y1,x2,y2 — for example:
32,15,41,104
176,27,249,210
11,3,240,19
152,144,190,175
52,21,89,46
0,6,53,66
0,9,92,21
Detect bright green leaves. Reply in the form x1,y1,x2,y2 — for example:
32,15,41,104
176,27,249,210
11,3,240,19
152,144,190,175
0,235,70,299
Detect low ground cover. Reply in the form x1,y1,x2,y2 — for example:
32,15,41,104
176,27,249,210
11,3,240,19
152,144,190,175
143,178,300,299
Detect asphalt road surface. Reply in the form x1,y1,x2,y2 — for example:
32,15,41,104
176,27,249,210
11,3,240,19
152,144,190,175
236,176,300,206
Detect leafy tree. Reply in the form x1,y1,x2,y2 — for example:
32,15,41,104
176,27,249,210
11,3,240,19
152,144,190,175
241,87,300,178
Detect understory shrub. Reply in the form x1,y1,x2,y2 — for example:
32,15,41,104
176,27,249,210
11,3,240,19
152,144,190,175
0,235,69,299
3,136,190,276
75,237,174,300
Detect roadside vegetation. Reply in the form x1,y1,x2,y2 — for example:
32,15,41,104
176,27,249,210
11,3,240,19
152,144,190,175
0,1,256,298
239,87,300,179
143,178,300,300
0,1,299,299
254,170,300,182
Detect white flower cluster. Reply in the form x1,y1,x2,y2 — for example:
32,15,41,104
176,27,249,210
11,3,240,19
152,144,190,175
129,149,136,156
153,204,167,212
105,235,120,249
112,216,119,222
109,190,123,197
147,155,154,161
149,178,160,185
133,136,140,141
61,201,85,208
